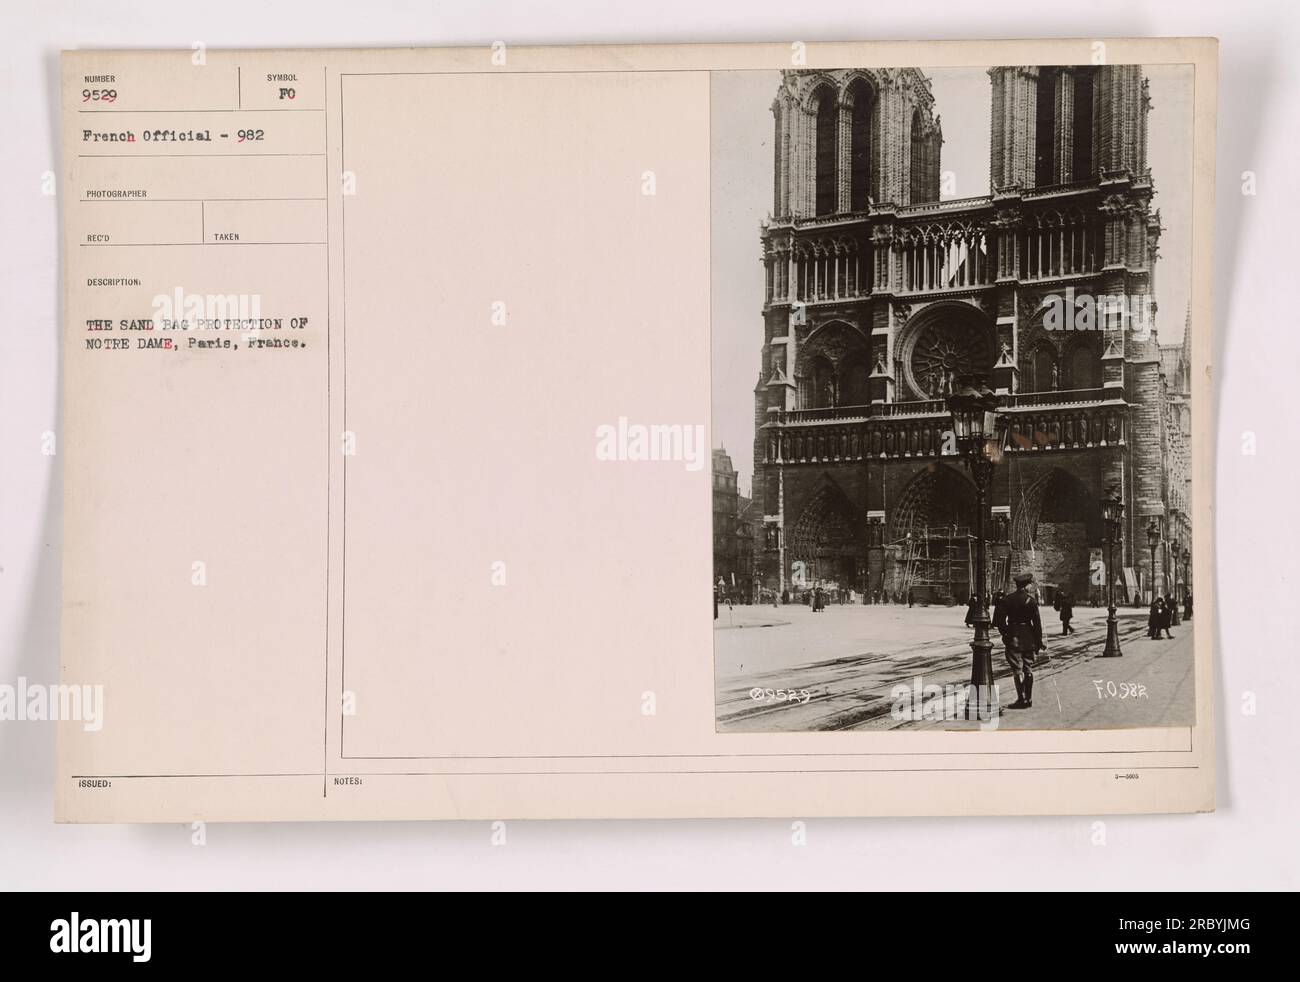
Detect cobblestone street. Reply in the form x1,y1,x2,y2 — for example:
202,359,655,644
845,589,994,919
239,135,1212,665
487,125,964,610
715,602,1195,731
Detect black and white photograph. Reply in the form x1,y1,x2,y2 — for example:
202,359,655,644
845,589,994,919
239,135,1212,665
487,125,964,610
712,64,1197,731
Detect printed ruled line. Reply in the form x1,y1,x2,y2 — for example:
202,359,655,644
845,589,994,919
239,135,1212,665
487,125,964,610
339,74,349,761
78,241,326,247
79,197,327,202
72,774,319,779
338,744,1195,760
70,765,1203,779
323,62,332,799
77,153,326,158
78,108,324,113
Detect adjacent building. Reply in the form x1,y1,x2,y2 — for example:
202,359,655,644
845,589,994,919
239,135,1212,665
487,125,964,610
1159,309,1193,601
712,449,743,598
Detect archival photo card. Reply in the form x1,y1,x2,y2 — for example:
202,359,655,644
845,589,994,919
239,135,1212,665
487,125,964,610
57,40,1216,821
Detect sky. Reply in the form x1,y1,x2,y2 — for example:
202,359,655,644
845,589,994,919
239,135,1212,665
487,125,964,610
710,65,1195,497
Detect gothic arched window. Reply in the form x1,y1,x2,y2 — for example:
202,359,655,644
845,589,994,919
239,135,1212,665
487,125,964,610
1072,69,1095,180
1067,341,1097,389
810,356,835,409
839,352,872,408
814,88,838,216
1035,68,1059,186
1027,343,1058,393
848,80,873,211
909,111,927,204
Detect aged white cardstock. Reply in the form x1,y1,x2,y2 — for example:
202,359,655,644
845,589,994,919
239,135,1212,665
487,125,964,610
57,39,1217,821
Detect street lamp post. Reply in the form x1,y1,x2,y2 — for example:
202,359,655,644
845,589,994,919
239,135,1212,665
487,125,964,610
1181,546,1192,619
1146,519,1160,608
946,377,1011,721
1101,488,1125,658
1169,532,1182,626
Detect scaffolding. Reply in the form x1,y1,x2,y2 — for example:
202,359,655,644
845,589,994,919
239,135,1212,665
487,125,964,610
897,525,970,603
895,525,1005,604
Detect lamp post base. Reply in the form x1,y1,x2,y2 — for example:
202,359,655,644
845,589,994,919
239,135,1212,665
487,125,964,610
963,635,1001,720
963,680,1001,720
1101,606,1123,657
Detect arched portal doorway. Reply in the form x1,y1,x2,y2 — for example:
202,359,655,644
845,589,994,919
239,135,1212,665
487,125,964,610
787,478,861,593
887,464,979,603
1009,467,1102,602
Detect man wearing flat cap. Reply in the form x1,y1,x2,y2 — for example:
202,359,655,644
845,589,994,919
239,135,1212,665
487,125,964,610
992,571,1045,709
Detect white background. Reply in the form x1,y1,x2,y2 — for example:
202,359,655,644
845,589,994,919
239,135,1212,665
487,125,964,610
1,0,1295,890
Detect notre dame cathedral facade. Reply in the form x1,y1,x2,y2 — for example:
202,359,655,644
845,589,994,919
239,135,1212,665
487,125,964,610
752,66,1192,605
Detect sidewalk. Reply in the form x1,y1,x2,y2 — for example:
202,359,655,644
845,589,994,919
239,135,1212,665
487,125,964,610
713,604,792,630
867,622,1196,731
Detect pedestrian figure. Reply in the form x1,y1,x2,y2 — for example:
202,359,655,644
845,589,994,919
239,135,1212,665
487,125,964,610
964,593,980,627
993,572,1044,710
907,587,915,609
1160,595,1174,638
1184,591,1193,620
1148,597,1165,639
1056,590,1075,635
